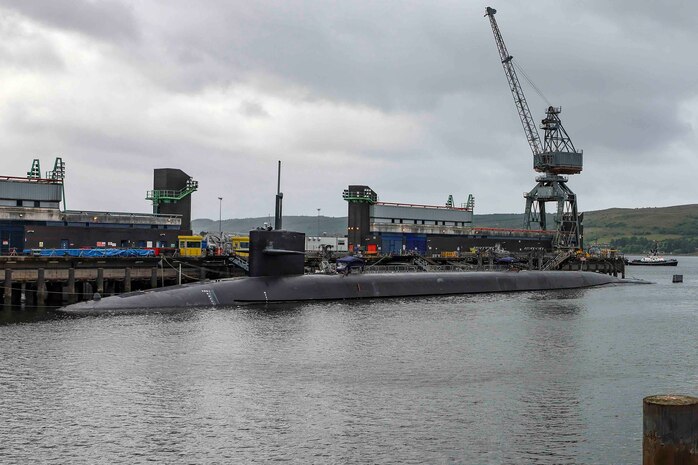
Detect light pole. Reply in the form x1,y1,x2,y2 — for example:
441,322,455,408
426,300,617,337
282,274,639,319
317,208,321,237
218,197,223,238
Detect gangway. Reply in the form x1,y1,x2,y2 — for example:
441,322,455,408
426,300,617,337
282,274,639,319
229,254,250,273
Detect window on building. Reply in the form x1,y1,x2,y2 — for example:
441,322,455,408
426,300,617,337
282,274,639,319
16,200,23,207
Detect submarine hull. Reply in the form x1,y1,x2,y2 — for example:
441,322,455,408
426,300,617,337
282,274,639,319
58,271,625,315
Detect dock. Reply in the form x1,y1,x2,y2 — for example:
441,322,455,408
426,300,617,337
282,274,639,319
1,256,245,308
1,249,624,309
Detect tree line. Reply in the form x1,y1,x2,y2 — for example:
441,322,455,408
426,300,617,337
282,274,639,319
608,236,698,255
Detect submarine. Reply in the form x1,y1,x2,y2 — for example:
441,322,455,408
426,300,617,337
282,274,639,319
57,163,641,316
58,229,638,315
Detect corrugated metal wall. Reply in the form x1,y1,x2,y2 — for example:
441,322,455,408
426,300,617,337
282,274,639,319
0,180,62,202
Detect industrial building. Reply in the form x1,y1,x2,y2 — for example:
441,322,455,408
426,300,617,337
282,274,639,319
343,185,553,255
0,159,195,254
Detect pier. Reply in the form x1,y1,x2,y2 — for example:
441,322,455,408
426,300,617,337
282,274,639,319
0,256,245,308
1,248,624,309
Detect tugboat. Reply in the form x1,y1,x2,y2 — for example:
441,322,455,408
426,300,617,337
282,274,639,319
627,242,678,266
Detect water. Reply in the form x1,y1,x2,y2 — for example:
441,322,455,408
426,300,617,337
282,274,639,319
1,258,697,464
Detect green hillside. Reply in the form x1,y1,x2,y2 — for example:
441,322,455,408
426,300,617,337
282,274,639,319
193,204,698,254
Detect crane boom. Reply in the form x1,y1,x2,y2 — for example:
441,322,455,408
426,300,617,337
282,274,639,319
485,7,542,156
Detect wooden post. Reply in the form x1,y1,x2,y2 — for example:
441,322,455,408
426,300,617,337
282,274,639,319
37,268,46,306
4,268,12,308
97,268,104,294
20,282,27,306
643,394,698,465
83,282,93,301
67,268,76,304
105,280,115,296
150,267,158,289
124,267,132,293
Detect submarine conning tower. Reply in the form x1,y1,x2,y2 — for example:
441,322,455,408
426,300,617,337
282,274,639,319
248,230,306,277
248,160,306,278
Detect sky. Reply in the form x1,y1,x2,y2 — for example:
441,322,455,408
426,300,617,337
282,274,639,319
1,1,696,220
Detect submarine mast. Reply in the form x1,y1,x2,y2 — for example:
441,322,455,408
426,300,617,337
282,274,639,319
485,6,583,249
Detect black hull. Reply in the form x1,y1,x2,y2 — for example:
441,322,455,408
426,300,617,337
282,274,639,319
57,270,636,315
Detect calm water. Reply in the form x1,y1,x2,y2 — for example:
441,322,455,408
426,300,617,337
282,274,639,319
1,258,697,464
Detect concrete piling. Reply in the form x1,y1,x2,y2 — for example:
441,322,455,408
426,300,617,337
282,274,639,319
643,394,698,465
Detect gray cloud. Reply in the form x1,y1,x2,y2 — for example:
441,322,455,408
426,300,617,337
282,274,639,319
0,0,696,219
0,0,139,42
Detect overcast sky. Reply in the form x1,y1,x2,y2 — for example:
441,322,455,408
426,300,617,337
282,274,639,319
1,1,696,220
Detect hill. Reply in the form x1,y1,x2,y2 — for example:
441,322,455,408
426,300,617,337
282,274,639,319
192,216,348,237
193,204,698,254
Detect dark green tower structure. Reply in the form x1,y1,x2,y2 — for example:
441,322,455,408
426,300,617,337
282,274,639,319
146,168,198,232
342,185,377,252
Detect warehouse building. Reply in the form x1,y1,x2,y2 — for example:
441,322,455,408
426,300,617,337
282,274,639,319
0,159,195,254
343,185,552,255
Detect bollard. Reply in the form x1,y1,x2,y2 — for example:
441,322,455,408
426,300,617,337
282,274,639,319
673,275,683,283
643,394,698,465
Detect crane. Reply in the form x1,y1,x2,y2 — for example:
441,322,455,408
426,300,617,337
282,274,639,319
485,7,583,249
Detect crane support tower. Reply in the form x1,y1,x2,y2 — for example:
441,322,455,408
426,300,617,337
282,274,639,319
485,7,583,249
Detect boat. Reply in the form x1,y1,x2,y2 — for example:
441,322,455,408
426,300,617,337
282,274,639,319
626,242,678,266
627,254,678,266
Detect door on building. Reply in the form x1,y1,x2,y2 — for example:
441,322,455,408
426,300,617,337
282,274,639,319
381,233,403,255
405,234,427,255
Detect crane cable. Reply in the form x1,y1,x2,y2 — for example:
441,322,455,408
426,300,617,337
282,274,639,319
513,60,551,107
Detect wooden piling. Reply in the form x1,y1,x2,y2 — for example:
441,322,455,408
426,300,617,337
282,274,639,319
643,394,698,465
37,268,46,306
20,282,26,306
150,267,158,289
105,280,115,296
124,267,132,293
67,268,76,304
4,268,12,307
96,268,104,294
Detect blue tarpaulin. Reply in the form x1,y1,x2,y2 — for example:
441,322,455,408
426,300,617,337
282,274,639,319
24,248,156,257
